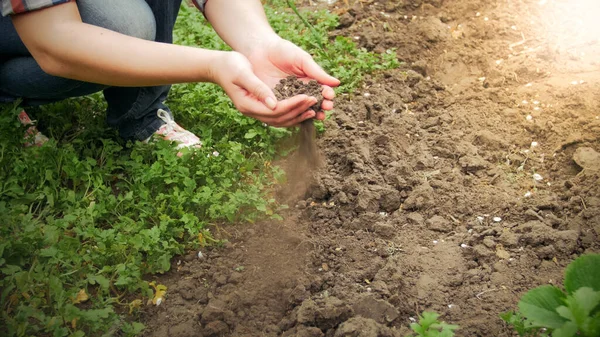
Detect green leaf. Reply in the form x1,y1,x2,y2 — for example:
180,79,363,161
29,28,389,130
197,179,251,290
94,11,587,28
244,130,258,139
518,285,567,329
420,311,441,327
569,287,600,320
564,254,600,294
582,313,600,337
88,275,110,291
552,321,578,337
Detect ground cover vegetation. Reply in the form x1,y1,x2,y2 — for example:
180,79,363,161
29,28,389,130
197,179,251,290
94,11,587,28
501,254,600,337
0,1,399,336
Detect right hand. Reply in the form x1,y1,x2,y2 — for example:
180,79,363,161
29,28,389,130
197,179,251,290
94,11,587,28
211,52,319,127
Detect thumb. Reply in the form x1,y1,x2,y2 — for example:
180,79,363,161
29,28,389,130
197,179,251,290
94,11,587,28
235,72,277,110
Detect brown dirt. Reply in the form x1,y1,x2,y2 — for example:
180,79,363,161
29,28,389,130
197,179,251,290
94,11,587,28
141,0,600,336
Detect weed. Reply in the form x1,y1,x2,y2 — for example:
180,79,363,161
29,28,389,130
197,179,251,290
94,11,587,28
406,311,460,337
501,254,600,337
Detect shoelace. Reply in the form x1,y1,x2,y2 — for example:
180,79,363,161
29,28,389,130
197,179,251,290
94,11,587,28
157,109,176,134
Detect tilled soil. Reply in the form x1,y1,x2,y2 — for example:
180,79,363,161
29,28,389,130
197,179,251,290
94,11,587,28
142,0,600,336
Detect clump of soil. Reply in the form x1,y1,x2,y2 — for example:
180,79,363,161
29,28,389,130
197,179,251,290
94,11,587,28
274,76,323,169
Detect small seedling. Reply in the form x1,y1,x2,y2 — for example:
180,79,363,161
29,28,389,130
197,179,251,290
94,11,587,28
406,311,459,337
502,254,600,337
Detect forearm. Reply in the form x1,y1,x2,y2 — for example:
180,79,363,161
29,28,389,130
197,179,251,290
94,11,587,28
204,0,280,55
12,3,223,87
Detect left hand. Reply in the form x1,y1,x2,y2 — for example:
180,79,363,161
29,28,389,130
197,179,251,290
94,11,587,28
245,37,340,122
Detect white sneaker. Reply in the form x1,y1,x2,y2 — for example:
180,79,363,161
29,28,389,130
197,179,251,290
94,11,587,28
147,109,202,150
18,110,49,147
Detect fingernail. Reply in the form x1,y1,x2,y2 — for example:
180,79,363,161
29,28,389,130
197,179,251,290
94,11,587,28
265,97,277,110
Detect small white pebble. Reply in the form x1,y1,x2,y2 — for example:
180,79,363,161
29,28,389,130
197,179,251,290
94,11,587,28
461,243,469,248
495,60,502,65
526,115,533,121
511,25,517,30
354,36,360,40
484,17,489,21
533,173,543,181
448,304,455,309
522,100,529,104
533,107,540,111
478,77,486,81
379,211,388,216
156,297,163,306
571,80,579,85
468,229,473,233
531,141,539,147
493,217,502,222
524,191,532,198
533,101,540,105
212,151,219,157
367,287,372,292
364,92,371,97
409,317,417,322
475,12,481,17
197,251,204,259
433,240,439,244
525,83,533,87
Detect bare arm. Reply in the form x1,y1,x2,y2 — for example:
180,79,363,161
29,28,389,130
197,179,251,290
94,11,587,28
204,0,279,56
11,2,224,87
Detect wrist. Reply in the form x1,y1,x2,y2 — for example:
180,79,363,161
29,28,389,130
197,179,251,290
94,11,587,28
236,33,281,56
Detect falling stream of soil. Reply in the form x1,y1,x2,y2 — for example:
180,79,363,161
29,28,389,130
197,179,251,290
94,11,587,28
275,76,324,170
142,0,600,336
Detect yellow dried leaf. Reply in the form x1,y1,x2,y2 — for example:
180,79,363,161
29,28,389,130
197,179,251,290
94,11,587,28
322,263,329,271
8,294,18,306
71,318,79,329
129,299,143,314
149,281,167,305
72,289,89,304
21,292,31,300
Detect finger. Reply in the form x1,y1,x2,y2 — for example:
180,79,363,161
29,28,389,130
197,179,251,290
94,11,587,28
315,111,326,121
274,96,318,125
300,55,341,87
321,100,334,111
234,72,277,109
322,86,336,100
281,110,316,127
274,94,315,115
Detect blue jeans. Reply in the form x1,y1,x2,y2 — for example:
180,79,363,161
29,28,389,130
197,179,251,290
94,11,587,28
0,0,183,141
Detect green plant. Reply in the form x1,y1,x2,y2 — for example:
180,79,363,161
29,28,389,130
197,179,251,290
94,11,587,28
502,254,600,337
0,2,398,336
406,311,459,337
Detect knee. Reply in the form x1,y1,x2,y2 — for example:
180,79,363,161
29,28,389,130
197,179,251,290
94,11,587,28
77,0,157,41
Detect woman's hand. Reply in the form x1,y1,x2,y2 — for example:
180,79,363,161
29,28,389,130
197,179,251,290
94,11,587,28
246,37,340,121
211,51,320,127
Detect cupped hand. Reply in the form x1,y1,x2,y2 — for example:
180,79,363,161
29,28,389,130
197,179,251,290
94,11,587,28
212,51,320,127
246,37,340,121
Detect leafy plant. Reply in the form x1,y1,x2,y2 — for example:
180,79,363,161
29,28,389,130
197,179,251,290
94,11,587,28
406,311,459,337
0,1,398,336
502,254,600,337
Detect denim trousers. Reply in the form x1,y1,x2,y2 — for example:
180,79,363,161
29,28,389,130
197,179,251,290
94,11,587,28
0,0,183,141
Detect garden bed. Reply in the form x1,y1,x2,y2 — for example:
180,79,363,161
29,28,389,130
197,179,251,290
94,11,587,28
141,0,600,335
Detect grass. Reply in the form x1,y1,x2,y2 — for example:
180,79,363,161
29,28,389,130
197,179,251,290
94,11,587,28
0,1,399,336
